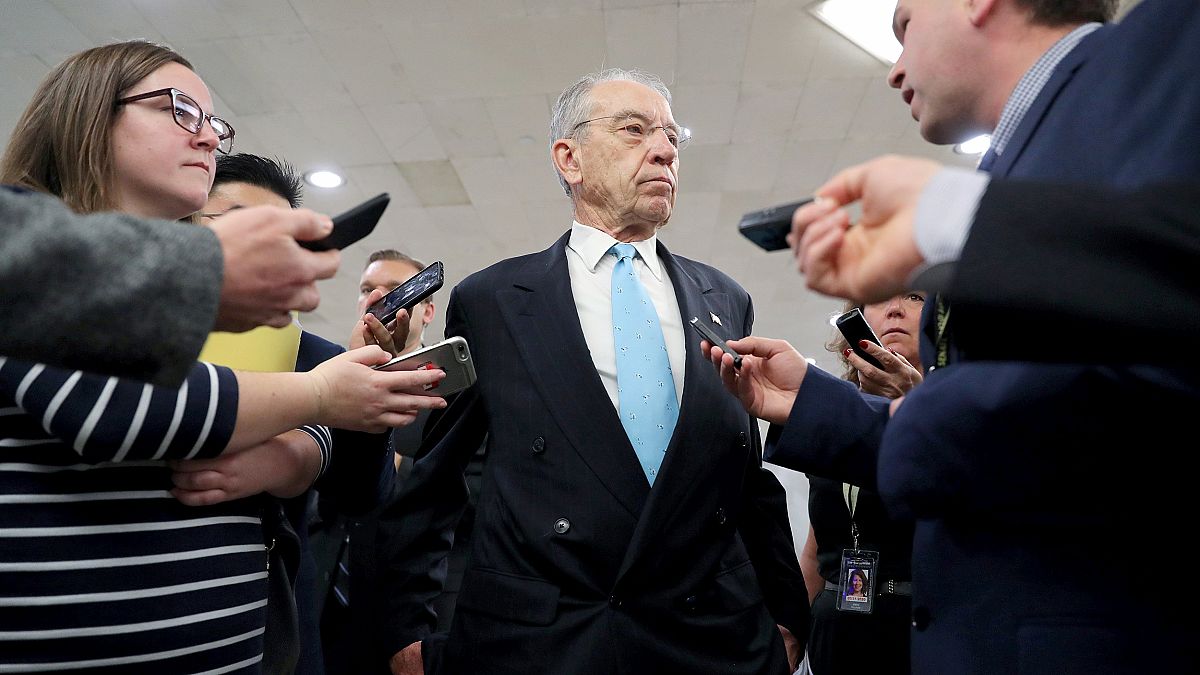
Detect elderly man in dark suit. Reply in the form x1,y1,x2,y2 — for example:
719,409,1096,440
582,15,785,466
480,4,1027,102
382,68,807,675
710,0,1200,673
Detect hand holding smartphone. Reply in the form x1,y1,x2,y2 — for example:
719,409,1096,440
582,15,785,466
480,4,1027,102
371,336,477,396
366,261,445,326
835,308,885,370
738,198,815,251
690,317,742,369
300,193,390,252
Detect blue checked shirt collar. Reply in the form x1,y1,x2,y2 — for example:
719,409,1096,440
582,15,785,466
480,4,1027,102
989,22,1101,157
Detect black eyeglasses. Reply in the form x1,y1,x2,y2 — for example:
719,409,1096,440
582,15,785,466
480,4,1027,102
573,114,691,150
116,87,235,154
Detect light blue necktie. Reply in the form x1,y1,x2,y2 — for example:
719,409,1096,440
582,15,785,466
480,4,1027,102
609,243,678,486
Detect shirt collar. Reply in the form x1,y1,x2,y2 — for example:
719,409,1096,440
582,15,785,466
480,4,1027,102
568,221,665,281
989,22,1101,156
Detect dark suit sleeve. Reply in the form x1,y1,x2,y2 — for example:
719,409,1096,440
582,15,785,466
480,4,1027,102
764,366,890,490
293,331,394,515
947,179,1200,363
375,284,487,660
732,297,810,640
0,187,222,387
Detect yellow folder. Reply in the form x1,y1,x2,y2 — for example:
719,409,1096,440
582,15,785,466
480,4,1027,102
198,321,301,373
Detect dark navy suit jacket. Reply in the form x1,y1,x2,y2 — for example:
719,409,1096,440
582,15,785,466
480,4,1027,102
768,2,1200,672
290,331,394,675
378,232,807,675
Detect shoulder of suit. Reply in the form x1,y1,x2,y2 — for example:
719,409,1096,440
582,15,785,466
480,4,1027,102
667,251,751,299
299,330,344,358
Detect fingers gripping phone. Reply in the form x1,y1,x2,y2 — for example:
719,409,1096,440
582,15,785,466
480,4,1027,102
835,308,885,370
371,336,477,396
300,193,390,252
689,317,742,369
737,198,816,251
366,261,445,326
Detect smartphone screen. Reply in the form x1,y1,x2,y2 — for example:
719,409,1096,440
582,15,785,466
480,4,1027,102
835,308,884,370
367,261,445,325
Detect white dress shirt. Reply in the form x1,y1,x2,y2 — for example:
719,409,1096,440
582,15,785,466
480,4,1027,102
565,221,686,414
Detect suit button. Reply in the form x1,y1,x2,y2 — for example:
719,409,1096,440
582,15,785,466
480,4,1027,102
553,518,570,534
911,607,931,631
715,507,727,526
684,595,698,613
532,436,545,453
609,595,622,608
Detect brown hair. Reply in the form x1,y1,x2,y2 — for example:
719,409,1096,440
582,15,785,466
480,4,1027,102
365,249,427,273
1016,0,1118,26
0,40,192,214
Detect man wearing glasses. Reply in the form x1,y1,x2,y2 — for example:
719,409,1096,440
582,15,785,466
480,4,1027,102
380,69,806,675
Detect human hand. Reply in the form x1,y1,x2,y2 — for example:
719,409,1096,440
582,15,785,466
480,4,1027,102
846,341,923,399
389,642,423,675
788,155,940,304
349,288,410,357
306,346,447,432
169,429,321,506
778,624,801,674
702,336,808,425
208,206,339,331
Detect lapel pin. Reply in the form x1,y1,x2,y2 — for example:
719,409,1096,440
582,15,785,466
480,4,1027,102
709,312,722,326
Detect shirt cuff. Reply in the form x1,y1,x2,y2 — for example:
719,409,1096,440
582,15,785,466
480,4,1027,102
913,167,990,266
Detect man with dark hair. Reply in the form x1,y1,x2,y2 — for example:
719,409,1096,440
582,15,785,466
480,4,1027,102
711,0,1200,672
194,152,404,674
313,249,485,675
206,153,305,210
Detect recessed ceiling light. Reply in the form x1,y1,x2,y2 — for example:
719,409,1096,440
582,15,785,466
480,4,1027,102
304,170,344,189
954,134,991,155
809,0,902,65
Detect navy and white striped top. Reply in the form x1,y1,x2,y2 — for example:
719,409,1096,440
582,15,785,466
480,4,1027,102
0,357,326,674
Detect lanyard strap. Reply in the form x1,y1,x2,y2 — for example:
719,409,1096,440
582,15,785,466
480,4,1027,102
841,483,860,519
842,483,861,549
934,295,952,368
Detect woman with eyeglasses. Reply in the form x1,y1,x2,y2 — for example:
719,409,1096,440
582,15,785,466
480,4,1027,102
798,293,925,675
0,41,446,673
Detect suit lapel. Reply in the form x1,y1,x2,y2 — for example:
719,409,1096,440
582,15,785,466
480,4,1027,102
990,27,1105,178
496,233,649,519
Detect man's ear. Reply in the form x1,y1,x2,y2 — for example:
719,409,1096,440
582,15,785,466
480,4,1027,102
552,138,583,190
420,300,435,326
965,0,1000,27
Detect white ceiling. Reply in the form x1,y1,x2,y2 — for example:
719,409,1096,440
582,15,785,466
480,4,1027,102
4,0,1021,370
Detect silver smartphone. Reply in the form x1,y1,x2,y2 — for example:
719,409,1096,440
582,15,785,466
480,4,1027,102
371,336,477,396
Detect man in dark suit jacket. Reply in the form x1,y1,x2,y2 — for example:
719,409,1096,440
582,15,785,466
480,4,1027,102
382,69,807,675
713,0,1200,673
784,157,1200,361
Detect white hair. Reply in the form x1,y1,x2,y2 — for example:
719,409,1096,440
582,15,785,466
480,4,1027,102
548,68,673,198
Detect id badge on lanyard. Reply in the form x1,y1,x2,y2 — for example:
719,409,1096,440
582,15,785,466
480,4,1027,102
836,483,879,614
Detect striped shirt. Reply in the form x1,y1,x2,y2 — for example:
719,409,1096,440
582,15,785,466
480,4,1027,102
0,358,328,674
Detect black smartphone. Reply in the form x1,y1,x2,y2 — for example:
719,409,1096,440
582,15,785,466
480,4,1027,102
835,308,884,370
300,192,390,251
689,317,742,369
737,197,815,251
366,261,444,325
